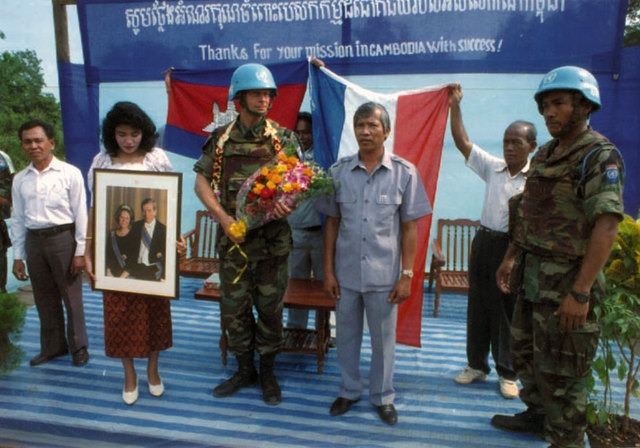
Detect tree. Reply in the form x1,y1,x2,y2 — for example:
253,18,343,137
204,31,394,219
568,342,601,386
0,49,64,172
625,0,640,47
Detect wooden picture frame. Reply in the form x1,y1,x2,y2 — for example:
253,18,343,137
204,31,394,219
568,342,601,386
93,169,182,299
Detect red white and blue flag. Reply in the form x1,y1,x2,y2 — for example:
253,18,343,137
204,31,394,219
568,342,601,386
164,61,308,159
310,64,450,347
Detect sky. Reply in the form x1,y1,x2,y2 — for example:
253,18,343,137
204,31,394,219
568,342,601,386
0,0,84,97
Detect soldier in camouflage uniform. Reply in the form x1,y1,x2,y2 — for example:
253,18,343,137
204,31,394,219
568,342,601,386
491,66,625,448
0,150,14,292
194,63,299,406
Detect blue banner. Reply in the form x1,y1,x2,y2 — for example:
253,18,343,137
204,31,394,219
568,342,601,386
57,62,100,203
77,0,627,82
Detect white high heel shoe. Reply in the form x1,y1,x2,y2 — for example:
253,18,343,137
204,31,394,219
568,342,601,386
122,382,139,405
148,379,164,397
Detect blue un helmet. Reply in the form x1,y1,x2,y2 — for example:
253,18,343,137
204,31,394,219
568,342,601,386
228,63,277,101
534,66,601,114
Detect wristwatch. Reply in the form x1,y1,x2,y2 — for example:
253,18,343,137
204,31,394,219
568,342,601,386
401,269,414,278
570,289,590,304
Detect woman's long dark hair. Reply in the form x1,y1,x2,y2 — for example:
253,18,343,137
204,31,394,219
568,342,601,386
102,102,158,157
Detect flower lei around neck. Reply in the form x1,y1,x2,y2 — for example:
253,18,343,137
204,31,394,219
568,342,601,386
210,118,283,197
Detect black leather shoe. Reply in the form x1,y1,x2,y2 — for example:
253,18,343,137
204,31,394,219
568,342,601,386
329,397,359,416
30,348,69,367
376,404,398,425
72,347,89,366
491,409,545,439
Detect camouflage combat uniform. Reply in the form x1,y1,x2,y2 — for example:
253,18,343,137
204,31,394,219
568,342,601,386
0,151,14,293
508,128,625,448
193,118,297,356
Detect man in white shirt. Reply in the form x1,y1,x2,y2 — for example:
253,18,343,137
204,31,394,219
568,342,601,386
448,84,537,398
12,119,89,367
131,198,166,281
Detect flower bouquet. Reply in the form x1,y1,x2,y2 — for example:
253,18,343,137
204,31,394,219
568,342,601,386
229,144,338,239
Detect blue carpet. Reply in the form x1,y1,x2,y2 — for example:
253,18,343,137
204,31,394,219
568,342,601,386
0,278,636,447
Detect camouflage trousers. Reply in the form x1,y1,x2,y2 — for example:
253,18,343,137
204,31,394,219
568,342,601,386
219,249,288,356
511,295,599,448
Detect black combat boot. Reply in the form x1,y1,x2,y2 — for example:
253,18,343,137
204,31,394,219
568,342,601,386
213,351,258,398
491,408,545,440
259,353,281,406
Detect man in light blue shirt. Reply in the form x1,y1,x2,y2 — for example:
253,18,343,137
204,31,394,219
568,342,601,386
316,102,431,425
287,112,324,329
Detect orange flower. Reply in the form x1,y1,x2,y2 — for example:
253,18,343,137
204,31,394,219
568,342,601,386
303,167,313,177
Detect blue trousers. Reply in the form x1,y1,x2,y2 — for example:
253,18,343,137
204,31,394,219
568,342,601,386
335,287,397,406
286,228,323,329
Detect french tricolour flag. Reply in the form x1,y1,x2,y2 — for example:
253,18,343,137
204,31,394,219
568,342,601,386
164,61,308,159
310,64,450,347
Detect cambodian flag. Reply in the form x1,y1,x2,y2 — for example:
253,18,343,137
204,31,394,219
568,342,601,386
164,61,308,159
310,64,450,347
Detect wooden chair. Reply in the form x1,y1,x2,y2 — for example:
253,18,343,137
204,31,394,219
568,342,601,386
427,218,481,317
179,210,220,278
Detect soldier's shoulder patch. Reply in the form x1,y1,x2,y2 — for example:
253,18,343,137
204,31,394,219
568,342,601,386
605,164,619,184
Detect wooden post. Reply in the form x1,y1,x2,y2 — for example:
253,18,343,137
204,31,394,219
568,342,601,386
52,0,77,63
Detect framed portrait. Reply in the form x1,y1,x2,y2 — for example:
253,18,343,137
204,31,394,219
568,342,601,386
92,169,182,299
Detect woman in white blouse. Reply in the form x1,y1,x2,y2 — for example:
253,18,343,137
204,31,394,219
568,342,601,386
85,102,183,405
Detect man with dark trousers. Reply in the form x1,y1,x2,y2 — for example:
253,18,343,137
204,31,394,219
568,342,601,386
131,198,166,280
12,119,89,367
448,84,537,399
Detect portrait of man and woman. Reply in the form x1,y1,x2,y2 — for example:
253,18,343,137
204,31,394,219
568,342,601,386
104,188,168,282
